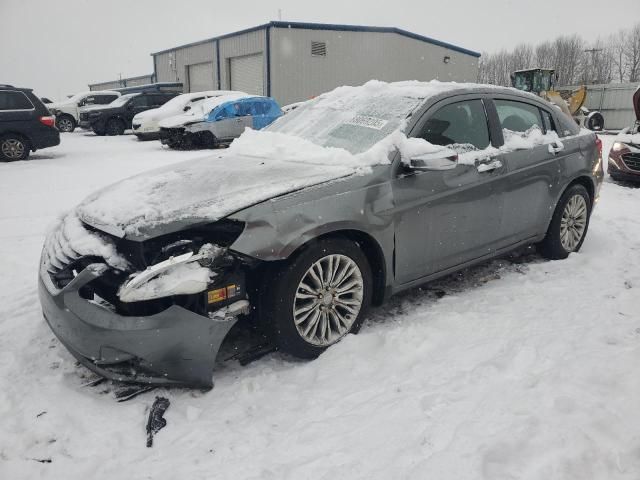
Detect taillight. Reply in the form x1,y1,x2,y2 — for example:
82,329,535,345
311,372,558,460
595,137,602,156
39,116,55,127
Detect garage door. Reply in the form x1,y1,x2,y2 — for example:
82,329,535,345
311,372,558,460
229,53,264,96
188,62,215,92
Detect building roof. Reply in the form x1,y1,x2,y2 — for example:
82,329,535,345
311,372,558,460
150,21,481,58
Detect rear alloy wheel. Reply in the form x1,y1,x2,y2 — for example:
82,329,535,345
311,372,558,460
106,118,125,136
264,237,372,358
0,135,29,161
56,115,76,133
538,184,591,259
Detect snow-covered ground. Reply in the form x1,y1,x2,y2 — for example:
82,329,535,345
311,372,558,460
1,132,639,479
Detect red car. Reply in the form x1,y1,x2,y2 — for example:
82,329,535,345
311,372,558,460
608,86,640,182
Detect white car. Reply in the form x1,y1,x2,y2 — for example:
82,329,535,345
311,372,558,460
47,91,120,132
131,90,243,140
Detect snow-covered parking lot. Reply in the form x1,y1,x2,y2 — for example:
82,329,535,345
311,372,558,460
1,132,639,479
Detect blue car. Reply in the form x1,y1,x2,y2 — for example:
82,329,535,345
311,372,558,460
159,95,282,149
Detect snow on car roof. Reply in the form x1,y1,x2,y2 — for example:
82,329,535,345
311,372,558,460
198,93,253,113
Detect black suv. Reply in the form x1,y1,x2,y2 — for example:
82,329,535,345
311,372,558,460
81,91,178,136
0,85,60,161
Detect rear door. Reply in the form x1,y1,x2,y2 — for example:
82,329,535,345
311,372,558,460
488,96,565,242
392,95,510,283
126,95,153,122
0,90,37,137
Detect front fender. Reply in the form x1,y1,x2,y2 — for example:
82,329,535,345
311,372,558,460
227,179,396,284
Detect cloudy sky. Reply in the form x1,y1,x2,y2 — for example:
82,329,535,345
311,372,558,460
2,0,638,100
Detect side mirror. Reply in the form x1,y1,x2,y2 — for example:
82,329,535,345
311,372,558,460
409,149,458,171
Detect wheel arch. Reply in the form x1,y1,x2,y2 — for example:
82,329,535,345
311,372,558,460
0,131,33,150
566,175,595,206
286,229,388,307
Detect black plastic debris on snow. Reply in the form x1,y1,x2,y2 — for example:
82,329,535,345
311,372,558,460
115,384,155,402
146,397,170,448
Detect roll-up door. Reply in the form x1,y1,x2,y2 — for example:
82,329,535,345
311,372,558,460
229,53,264,95
188,62,215,92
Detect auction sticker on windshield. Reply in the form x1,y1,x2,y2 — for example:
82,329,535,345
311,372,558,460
344,115,388,130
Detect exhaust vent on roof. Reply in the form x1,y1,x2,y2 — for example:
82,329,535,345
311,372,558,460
311,41,327,57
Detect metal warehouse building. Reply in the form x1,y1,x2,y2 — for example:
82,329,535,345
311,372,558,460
89,74,155,91
151,21,480,106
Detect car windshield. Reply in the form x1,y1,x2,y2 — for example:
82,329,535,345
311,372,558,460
110,94,137,107
265,88,424,155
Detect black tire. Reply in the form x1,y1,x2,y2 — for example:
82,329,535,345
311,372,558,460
586,112,605,131
262,237,373,359
0,134,30,161
55,114,76,133
538,184,591,260
201,131,217,149
105,118,125,136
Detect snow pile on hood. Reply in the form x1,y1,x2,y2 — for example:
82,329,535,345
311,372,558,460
616,131,640,145
76,152,358,237
228,128,366,167
42,212,129,273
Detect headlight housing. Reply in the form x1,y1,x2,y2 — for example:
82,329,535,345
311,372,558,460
118,243,225,303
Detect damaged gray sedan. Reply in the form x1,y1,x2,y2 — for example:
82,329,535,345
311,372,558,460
38,81,603,388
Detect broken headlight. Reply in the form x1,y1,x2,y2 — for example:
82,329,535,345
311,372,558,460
118,243,226,303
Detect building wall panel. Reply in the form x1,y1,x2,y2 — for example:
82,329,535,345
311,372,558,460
269,28,479,106
154,41,217,92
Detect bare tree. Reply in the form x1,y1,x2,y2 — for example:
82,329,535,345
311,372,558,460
478,22,640,86
626,24,640,82
610,31,628,82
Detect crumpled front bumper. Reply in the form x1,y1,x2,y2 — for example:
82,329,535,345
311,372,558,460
39,263,237,388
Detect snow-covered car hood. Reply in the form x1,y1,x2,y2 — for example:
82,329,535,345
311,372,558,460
47,100,75,111
76,148,358,240
158,111,202,129
133,108,160,123
158,94,249,129
79,104,106,113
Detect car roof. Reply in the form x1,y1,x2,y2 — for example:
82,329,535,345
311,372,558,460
0,84,32,92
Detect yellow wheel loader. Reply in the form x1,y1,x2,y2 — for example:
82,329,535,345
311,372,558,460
511,68,604,131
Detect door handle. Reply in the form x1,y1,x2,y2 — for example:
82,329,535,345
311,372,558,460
476,159,503,173
548,141,564,154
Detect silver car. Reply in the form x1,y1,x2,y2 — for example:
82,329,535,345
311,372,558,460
38,81,603,388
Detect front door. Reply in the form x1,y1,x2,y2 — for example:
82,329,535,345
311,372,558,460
392,96,509,284
211,101,253,140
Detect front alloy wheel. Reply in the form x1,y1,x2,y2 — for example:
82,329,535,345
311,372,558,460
264,237,372,358
293,254,364,346
56,116,75,132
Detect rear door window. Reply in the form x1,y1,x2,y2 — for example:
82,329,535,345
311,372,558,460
130,95,152,108
0,91,34,110
494,99,543,133
418,99,490,151
96,94,118,105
